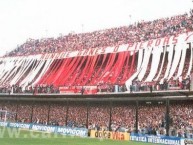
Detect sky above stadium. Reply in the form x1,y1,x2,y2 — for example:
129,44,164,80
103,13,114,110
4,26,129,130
0,0,192,56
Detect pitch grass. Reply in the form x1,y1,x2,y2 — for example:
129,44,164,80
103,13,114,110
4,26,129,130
0,127,159,145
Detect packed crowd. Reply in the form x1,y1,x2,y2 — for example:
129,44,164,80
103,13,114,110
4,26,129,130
88,104,110,130
67,102,87,128
0,100,193,138
130,76,191,93
111,105,135,132
0,77,190,95
6,11,193,57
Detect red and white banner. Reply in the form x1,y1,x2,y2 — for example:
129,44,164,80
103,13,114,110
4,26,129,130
0,32,193,89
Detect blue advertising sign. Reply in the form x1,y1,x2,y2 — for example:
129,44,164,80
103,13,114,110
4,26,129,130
31,124,56,133
57,126,88,137
0,121,8,127
130,133,181,145
9,122,31,129
0,121,88,137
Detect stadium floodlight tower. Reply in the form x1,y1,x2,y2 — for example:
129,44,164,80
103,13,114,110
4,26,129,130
0,110,16,122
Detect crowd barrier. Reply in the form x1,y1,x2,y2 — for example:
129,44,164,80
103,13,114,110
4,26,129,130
0,121,88,137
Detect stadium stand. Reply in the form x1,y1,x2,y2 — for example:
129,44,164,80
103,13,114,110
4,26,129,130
0,10,193,141
0,98,193,138
0,11,192,94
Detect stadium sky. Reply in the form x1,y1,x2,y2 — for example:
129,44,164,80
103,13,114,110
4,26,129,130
0,0,192,56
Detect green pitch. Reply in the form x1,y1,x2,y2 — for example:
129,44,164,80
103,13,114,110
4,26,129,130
0,127,158,145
